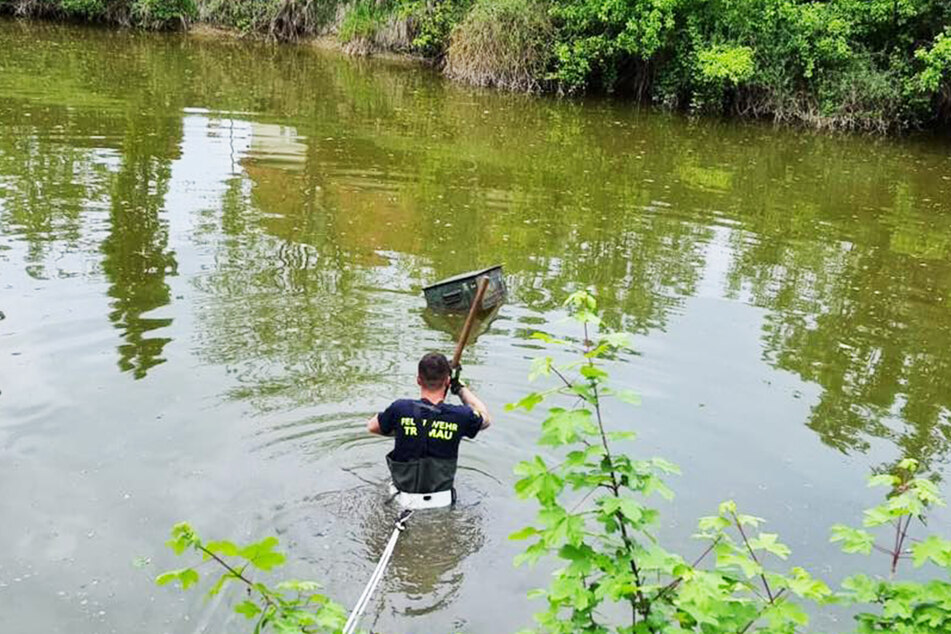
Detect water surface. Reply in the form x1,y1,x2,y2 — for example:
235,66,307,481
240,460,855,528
2,19,951,633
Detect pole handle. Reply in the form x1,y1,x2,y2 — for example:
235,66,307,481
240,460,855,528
451,276,489,369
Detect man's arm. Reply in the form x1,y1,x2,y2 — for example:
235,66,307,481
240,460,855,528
459,387,491,430
367,414,385,435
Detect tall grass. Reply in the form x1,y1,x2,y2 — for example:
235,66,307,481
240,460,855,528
444,0,551,91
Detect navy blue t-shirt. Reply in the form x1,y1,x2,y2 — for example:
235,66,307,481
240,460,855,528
378,398,483,462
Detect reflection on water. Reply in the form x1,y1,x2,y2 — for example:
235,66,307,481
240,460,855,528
100,109,180,378
421,306,502,342
1,18,951,634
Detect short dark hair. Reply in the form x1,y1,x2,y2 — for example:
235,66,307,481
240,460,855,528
418,352,451,390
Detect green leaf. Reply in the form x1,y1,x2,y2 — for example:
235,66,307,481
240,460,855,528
156,568,199,590
748,532,791,559
830,524,875,554
580,364,608,380
697,515,731,532
509,526,540,541
911,535,951,568
841,574,881,602
179,568,199,589
238,537,286,571
783,566,832,600
208,572,235,596
735,513,764,528
651,457,680,474
507,392,545,412
643,475,675,500
863,504,895,527
514,541,547,567
600,331,633,350
235,600,262,619
911,477,944,506
539,408,595,446
514,456,564,504
205,540,239,557
165,522,199,555
557,544,596,575
718,500,737,515
570,383,596,403
531,332,566,345
868,474,899,489
565,290,597,312
528,356,554,381
897,458,919,472
598,496,645,525
618,498,644,523
155,570,179,586
762,598,808,628
716,549,761,578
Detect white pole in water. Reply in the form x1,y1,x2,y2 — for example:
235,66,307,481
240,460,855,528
342,510,413,634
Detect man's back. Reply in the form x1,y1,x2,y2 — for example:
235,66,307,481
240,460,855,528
367,352,492,495
377,398,483,493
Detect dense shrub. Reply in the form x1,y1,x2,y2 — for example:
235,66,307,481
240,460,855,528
132,0,196,27
543,0,951,129
397,0,474,56
3,0,194,26
445,0,552,91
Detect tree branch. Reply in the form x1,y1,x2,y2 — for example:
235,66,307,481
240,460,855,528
731,512,774,603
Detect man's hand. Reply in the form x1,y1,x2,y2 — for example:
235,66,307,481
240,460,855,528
451,366,491,430
450,366,465,396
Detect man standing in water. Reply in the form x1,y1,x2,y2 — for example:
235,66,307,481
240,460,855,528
367,352,491,505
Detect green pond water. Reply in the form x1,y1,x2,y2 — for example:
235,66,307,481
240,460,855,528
2,18,951,634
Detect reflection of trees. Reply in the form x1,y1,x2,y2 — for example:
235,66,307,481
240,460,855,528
99,108,180,379
725,184,951,476
1,23,186,379
193,162,392,411
0,104,112,271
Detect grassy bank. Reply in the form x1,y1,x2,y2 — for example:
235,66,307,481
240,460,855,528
4,0,950,131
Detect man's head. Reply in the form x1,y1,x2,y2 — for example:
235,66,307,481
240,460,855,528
417,352,451,392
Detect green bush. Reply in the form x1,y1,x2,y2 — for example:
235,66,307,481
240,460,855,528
59,0,107,18
398,0,474,57
132,0,196,27
916,29,951,93
543,0,951,128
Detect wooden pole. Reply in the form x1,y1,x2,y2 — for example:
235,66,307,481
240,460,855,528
451,276,489,369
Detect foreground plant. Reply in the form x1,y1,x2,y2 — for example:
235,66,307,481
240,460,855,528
508,290,827,632
156,523,346,633
508,290,951,633
832,458,951,633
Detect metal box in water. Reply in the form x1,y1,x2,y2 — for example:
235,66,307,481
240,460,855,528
423,265,506,313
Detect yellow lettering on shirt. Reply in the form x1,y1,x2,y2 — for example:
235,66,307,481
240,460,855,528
400,416,418,436
427,420,458,440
